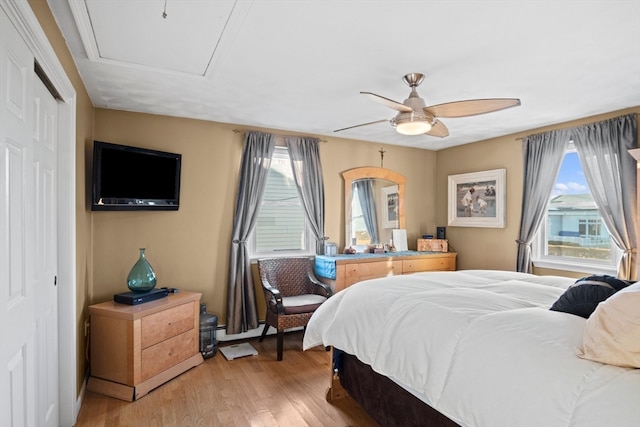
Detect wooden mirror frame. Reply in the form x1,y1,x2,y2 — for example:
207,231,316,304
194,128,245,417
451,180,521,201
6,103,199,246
342,167,406,248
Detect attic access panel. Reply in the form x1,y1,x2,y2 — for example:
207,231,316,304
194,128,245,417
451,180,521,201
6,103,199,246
80,0,236,75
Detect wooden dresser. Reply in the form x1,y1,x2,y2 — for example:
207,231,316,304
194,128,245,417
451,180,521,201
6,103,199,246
87,291,204,401
315,251,457,292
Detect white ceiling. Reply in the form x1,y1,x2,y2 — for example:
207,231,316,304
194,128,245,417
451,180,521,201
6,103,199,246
48,0,640,150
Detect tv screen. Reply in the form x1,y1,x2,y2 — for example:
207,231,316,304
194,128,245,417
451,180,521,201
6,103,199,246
91,141,181,211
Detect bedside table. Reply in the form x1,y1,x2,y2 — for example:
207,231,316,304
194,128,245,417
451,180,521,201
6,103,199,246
87,291,204,401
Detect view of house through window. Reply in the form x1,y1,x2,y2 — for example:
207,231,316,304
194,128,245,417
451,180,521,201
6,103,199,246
535,144,617,269
251,147,310,256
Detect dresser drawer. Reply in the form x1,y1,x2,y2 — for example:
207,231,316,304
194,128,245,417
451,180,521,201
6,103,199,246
403,257,455,273
345,273,395,287
141,330,195,381
141,302,194,349
344,260,401,278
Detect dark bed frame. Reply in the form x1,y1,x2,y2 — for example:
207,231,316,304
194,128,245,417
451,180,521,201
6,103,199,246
328,350,460,427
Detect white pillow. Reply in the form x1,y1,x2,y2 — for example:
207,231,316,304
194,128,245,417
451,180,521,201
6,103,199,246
577,281,640,368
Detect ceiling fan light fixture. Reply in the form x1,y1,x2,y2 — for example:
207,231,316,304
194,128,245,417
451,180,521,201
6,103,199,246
396,120,431,135
394,113,432,135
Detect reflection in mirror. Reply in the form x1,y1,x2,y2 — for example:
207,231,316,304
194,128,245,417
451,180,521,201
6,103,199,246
352,179,379,244
343,167,406,252
350,178,398,245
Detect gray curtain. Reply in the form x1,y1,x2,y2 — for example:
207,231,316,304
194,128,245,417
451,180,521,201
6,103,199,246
285,136,326,254
226,131,276,334
355,179,379,244
516,129,569,273
573,114,638,280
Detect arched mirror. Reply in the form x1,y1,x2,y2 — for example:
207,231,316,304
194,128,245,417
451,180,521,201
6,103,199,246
343,167,406,252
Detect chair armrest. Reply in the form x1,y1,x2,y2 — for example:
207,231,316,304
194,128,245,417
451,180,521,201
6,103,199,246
262,279,285,313
308,273,333,297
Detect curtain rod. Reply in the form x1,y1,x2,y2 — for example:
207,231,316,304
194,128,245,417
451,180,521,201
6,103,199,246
514,113,640,141
232,128,327,143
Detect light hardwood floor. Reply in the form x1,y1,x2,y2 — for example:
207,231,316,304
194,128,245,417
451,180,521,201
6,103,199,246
75,331,379,427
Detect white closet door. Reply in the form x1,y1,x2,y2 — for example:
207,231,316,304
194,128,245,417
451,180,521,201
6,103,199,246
33,76,59,427
0,8,59,426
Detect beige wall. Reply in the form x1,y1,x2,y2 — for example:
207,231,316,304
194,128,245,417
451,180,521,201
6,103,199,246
436,106,640,274
28,0,95,395
92,109,437,322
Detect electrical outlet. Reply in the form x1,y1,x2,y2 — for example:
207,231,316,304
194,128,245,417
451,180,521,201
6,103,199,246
84,319,90,337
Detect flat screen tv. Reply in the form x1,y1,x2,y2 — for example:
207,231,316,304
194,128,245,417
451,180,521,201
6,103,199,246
91,141,181,211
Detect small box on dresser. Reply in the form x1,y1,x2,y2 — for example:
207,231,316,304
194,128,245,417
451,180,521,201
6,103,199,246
87,291,204,401
417,238,448,252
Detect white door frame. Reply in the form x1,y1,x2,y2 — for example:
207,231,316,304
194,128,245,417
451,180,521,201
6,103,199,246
0,1,78,425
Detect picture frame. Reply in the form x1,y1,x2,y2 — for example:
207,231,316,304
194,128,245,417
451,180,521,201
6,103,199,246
447,168,506,228
381,185,399,229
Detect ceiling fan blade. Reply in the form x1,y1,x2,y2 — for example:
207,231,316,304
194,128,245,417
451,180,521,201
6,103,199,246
425,98,521,118
426,120,449,137
361,92,413,113
334,119,390,133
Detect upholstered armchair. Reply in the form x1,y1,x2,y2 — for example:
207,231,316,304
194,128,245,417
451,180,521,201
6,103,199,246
257,256,332,361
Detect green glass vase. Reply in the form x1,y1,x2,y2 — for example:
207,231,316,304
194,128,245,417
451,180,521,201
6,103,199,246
127,248,157,292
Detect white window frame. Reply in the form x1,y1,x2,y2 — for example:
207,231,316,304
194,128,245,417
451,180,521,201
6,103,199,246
532,142,621,275
248,146,314,259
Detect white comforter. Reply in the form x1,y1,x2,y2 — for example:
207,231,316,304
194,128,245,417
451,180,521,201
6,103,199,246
303,270,640,427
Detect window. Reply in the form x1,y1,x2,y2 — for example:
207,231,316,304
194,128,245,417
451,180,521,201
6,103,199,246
533,143,621,274
578,218,602,238
249,146,312,257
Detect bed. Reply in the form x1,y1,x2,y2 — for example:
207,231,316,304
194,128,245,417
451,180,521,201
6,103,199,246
302,270,640,427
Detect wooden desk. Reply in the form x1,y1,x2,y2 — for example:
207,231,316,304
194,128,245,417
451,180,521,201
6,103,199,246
87,291,203,401
315,251,457,292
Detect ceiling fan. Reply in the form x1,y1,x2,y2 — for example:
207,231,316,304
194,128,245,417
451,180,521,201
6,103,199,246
334,73,521,138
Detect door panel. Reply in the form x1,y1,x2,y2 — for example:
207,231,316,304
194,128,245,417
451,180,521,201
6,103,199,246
33,76,59,427
1,8,59,426
0,9,36,427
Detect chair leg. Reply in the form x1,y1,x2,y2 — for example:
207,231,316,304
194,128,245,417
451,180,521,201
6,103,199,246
277,330,284,361
259,323,270,342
